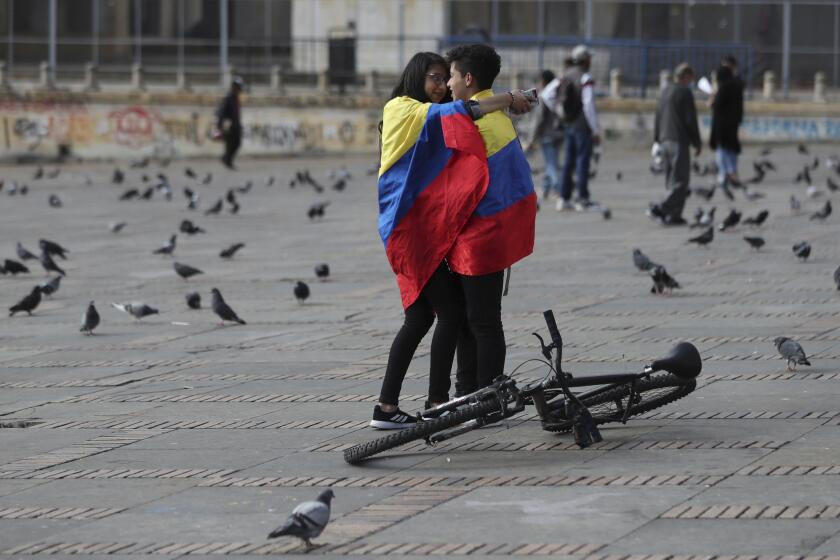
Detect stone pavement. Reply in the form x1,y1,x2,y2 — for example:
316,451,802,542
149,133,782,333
1,145,840,558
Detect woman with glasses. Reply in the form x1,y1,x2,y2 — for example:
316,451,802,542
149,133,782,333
372,51,533,429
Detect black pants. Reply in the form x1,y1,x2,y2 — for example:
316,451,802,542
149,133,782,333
658,140,690,219
223,131,241,168
378,263,465,406
454,270,506,394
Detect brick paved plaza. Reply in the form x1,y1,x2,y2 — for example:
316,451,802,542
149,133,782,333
1,146,840,557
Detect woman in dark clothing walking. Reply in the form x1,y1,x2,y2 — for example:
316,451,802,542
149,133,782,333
710,63,744,187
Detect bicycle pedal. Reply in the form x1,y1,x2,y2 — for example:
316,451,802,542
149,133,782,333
571,407,602,449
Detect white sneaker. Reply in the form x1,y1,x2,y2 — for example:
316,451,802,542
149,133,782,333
556,199,575,212
574,200,602,212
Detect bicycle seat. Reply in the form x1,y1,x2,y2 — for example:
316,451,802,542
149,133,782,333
649,342,702,379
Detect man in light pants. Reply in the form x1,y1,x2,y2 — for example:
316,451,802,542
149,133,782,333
648,63,701,226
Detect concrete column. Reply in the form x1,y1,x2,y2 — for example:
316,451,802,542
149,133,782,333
763,71,776,101
609,68,622,99
270,65,284,92
220,0,229,87
0,61,11,91
659,69,671,93
317,70,329,93
176,68,191,92
364,70,377,94
814,71,827,102
222,65,234,89
782,0,791,98
83,62,100,92
131,62,145,91
48,0,57,83
39,61,56,90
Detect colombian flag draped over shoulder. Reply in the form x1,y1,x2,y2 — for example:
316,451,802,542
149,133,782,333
378,96,489,309
447,90,538,276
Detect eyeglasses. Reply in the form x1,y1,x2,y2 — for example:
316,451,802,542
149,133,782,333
426,73,448,86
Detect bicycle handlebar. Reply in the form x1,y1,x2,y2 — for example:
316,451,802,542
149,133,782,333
543,310,562,349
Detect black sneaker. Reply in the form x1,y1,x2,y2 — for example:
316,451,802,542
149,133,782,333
370,406,418,430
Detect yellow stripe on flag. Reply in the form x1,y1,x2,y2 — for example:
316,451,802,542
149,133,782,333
471,89,518,158
379,96,432,177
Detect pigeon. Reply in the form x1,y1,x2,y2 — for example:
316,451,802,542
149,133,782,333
46,168,60,179
828,177,839,192
39,252,66,276
80,301,100,335
718,209,741,231
632,249,658,272
793,241,811,261
265,175,275,187
183,187,200,210
33,166,44,180
109,221,127,233
210,288,246,325
19,183,28,196
795,166,812,185
235,181,253,194
806,185,823,199
185,292,201,309
9,286,42,316
130,157,150,168
179,219,205,235
332,178,346,192
111,302,159,320
811,156,820,170
743,236,765,251
834,265,840,290
294,281,310,303
810,200,832,222
225,189,237,205
153,235,177,256
743,188,765,201
173,262,203,281
119,188,140,201
16,242,37,260
798,143,809,155
219,243,245,259
742,210,768,227
267,489,334,551
204,198,223,215
303,170,324,193
39,276,62,298
184,167,197,179
687,227,714,248
228,200,240,214
692,184,715,201
40,239,69,259
774,337,811,370
601,207,612,220
307,202,330,221
790,195,802,213
48,194,62,208
4,259,30,275
649,265,680,295
140,186,154,200
315,263,330,279
112,168,125,184
616,172,623,182
690,206,716,229
201,172,212,185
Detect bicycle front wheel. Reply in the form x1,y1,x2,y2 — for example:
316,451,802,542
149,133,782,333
343,398,501,465
541,373,696,433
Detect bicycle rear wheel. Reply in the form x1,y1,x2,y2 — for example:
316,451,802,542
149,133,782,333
541,373,696,433
343,399,501,465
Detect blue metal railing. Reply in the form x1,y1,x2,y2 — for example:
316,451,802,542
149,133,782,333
440,35,753,98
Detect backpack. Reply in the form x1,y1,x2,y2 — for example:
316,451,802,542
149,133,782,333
555,72,583,123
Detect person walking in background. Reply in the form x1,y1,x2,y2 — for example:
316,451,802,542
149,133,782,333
648,63,701,226
557,45,601,212
524,70,565,199
216,76,244,170
710,55,745,188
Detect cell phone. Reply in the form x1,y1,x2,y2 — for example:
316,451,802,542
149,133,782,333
523,88,538,102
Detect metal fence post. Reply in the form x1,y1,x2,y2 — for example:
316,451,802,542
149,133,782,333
220,0,229,88
782,0,791,98
48,0,57,83
640,45,649,98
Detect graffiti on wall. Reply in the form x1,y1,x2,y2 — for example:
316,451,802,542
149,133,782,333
0,100,381,159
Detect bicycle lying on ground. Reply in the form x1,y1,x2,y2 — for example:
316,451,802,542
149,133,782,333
344,310,702,465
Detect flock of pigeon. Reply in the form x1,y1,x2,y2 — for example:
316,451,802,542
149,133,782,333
637,143,829,371
3,162,347,338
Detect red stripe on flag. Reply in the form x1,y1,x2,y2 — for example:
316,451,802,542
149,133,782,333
386,150,489,309
447,192,537,276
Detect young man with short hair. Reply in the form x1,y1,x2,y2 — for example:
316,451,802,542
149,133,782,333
445,44,538,392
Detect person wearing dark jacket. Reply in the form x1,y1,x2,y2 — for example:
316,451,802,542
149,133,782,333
648,63,701,226
524,70,565,199
217,77,244,169
710,59,744,187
